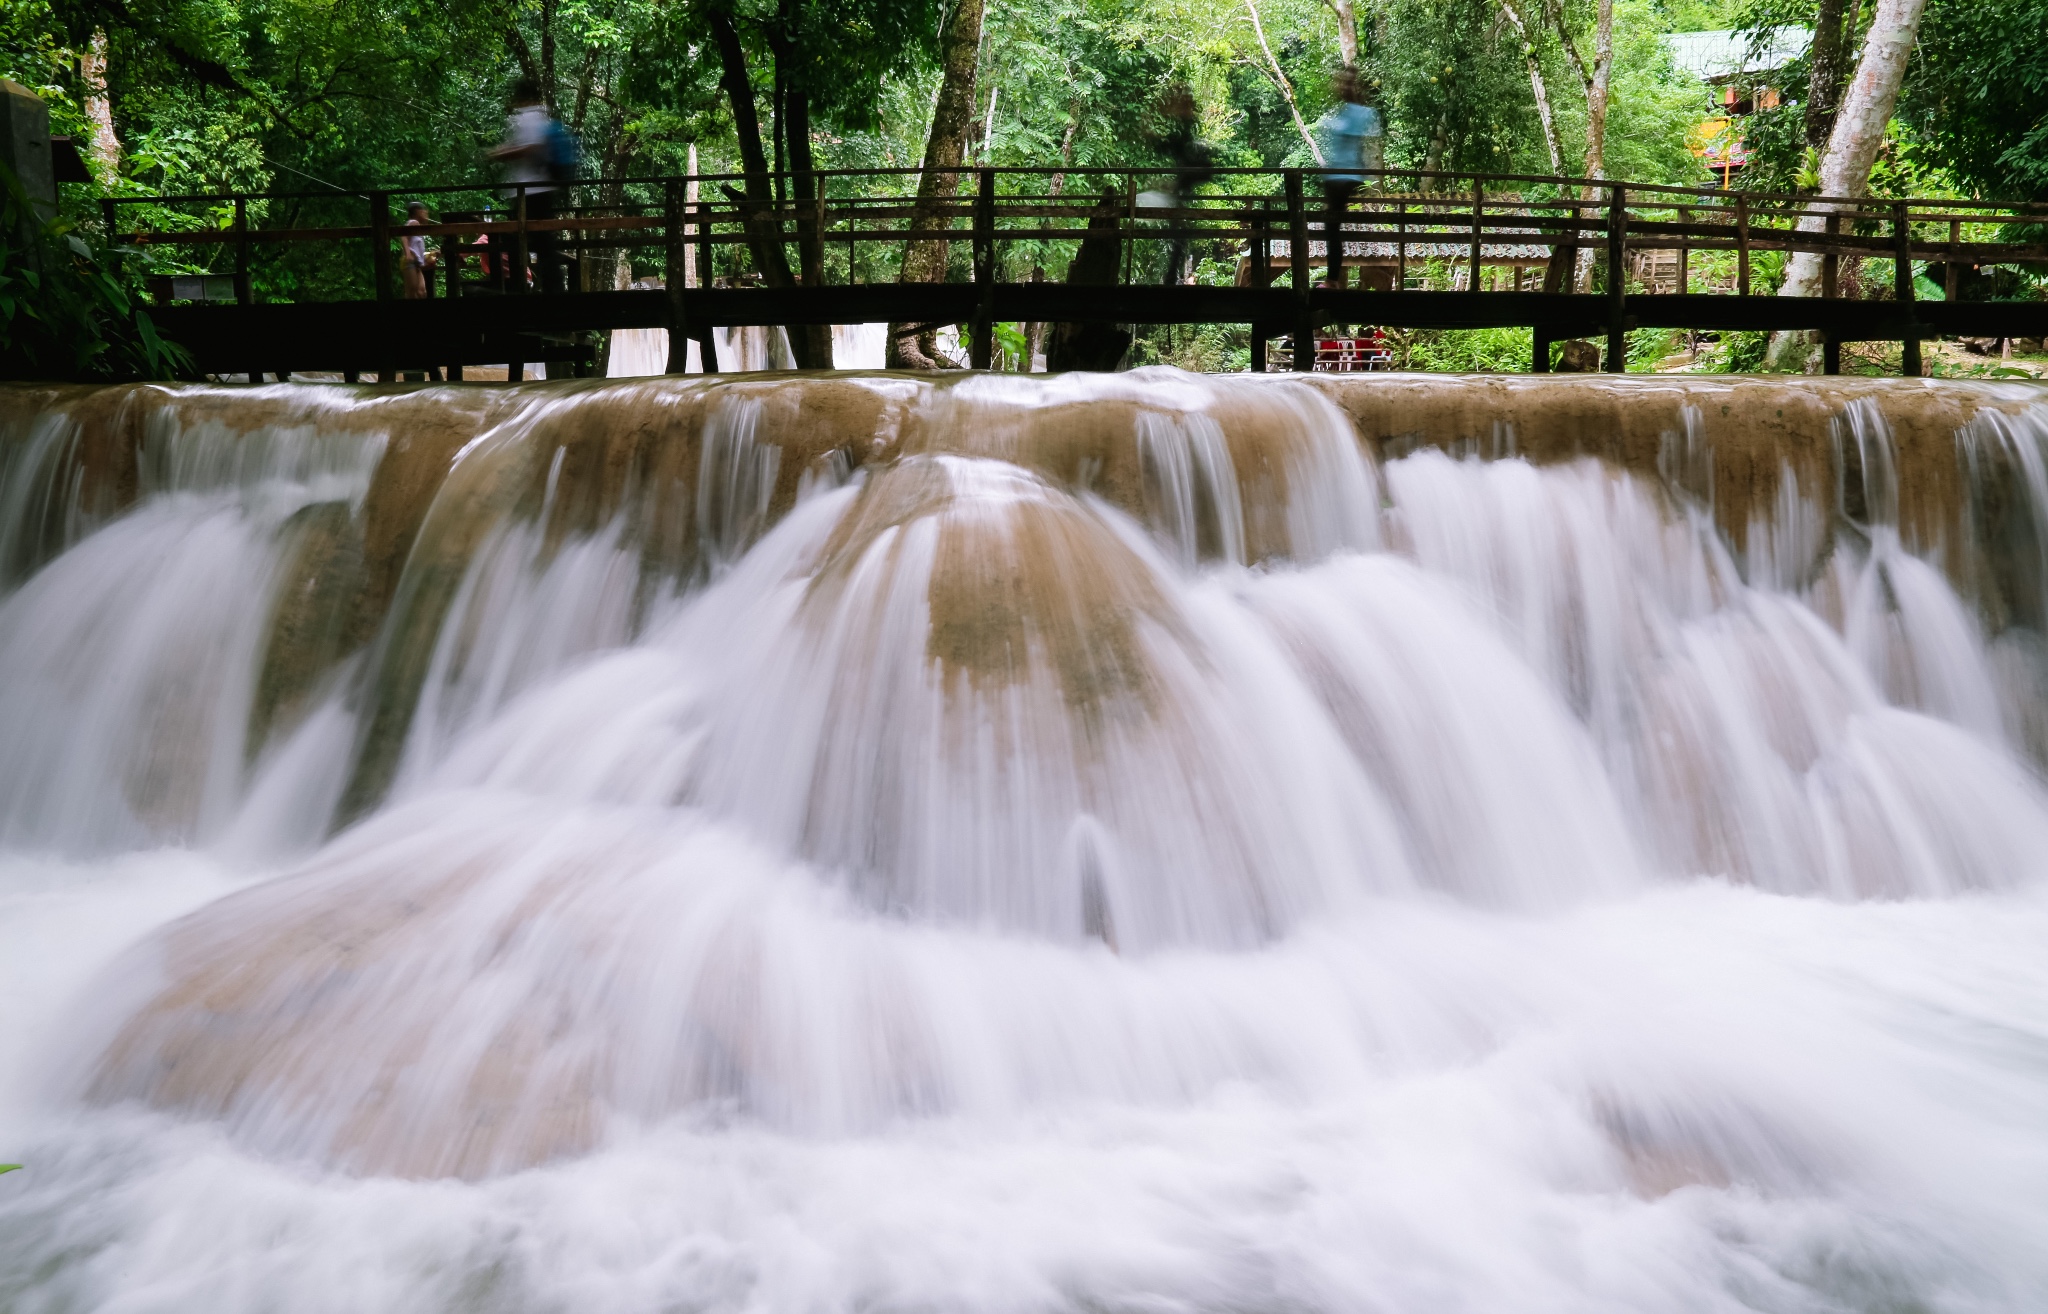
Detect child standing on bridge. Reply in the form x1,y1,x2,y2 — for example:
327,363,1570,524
400,201,437,299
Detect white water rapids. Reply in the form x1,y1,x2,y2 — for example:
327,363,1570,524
2,372,2047,1312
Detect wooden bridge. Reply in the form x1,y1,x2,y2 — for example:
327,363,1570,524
108,165,2048,379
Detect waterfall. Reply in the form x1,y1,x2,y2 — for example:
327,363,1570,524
3,373,2048,1312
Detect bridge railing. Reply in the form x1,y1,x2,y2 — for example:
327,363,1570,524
106,164,2048,302
104,164,2048,377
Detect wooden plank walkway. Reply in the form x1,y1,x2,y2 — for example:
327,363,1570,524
110,165,2048,378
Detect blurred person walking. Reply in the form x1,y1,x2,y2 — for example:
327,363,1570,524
490,79,579,294
1313,70,1384,289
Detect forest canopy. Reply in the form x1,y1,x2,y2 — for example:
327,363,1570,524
2,0,2044,376
8,0,2043,205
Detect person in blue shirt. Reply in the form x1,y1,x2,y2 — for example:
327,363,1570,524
1313,70,1384,290
489,78,579,294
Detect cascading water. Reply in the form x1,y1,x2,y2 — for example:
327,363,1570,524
3,371,2048,1311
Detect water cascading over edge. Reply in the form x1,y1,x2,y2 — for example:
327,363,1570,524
3,371,2047,1182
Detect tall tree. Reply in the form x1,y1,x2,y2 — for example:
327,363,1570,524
1244,0,1323,163
1494,0,1564,174
1326,0,1358,70
889,0,985,369
1803,0,1856,151
1544,0,1615,182
1540,0,1614,287
1767,0,1930,365
704,2,805,334
764,1,832,368
80,27,119,180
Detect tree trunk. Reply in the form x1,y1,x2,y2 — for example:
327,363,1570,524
1328,0,1358,70
1026,106,1085,370
571,45,599,134
540,0,557,108
1805,0,1856,152
890,0,986,369
685,144,701,290
706,8,812,365
1766,0,1930,366
1544,0,1613,288
1581,0,1613,181
1495,1,1564,174
780,81,835,367
1247,0,1325,165
81,29,121,182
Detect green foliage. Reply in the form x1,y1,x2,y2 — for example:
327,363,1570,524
1129,320,1246,372
1899,0,2048,202
1398,326,1533,372
0,167,191,380
0,1164,18,1174
1702,328,1770,371
1626,325,1686,369
0,0,2019,378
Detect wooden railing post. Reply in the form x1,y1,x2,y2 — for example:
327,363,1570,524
513,186,531,296
1605,183,1627,373
368,191,393,302
696,193,720,370
1250,204,1271,373
971,167,996,369
1678,205,1690,294
234,194,260,382
1822,213,1840,299
1395,198,1407,289
1286,169,1313,371
1468,179,1484,293
1822,212,1841,375
1327,174,1346,290
100,197,119,251
664,178,691,375
368,190,394,382
1123,174,1136,285
1734,193,1751,296
1895,200,1920,377
1946,216,1961,302
233,195,252,306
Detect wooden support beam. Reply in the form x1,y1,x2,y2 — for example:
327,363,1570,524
1287,170,1313,372
696,193,720,370
971,168,996,369
1606,184,1628,373
1468,180,1483,295
1946,217,1961,302
1395,199,1407,290
665,179,690,375
1251,205,1270,373
1896,200,1921,377
1735,194,1750,297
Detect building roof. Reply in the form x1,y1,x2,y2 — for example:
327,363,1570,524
1664,27,1811,84
1268,237,1552,263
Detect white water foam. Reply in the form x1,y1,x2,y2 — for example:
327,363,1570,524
2,376,2047,1312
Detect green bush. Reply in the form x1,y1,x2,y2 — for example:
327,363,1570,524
1399,327,1533,372
0,165,189,381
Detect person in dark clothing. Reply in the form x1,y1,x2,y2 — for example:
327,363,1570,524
1154,86,1215,286
489,78,576,293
